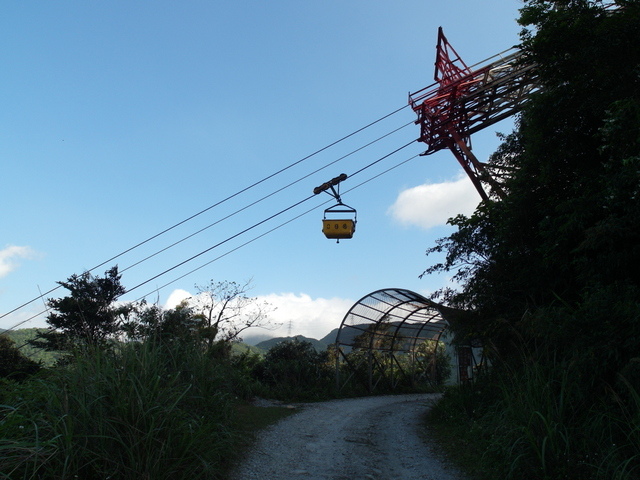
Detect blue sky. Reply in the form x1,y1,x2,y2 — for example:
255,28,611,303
1,1,525,340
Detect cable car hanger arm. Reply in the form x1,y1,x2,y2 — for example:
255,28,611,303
313,173,348,203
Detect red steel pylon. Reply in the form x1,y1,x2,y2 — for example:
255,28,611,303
409,27,538,201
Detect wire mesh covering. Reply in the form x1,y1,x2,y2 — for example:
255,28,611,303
335,288,456,392
336,288,447,351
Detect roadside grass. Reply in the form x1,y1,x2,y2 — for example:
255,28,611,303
0,340,314,480
0,342,253,480
14,332,638,480
421,384,503,480
421,410,484,478
422,362,640,480
234,403,299,434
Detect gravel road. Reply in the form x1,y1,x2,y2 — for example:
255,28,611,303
229,393,464,480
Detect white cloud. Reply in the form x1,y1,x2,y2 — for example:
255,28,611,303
164,289,192,309
387,175,480,229
0,305,48,331
0,245,37,279
256,293,354,340
163,288,354,341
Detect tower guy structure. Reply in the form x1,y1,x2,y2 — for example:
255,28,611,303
409,27,538,201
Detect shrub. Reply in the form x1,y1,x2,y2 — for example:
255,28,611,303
252,339,334,400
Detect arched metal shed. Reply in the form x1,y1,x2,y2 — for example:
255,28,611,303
334,288,475,392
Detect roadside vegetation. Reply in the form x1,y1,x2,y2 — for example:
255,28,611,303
422,1,640,479
0,268,447,479
2,2,639,480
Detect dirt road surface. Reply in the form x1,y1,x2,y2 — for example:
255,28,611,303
229,393,464,480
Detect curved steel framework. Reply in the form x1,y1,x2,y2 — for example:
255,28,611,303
334,288,469,392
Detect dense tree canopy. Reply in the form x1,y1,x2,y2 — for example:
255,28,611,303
427,0,640,380
31,267,132,353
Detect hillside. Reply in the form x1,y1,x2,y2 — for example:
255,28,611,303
252,321,446,353
2,328,61,366
255,335,327,352
251,328,354,352
2,328,264,362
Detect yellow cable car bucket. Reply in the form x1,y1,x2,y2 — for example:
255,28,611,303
313,173,356,243
322,203,357,241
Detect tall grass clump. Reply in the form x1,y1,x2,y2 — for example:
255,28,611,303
427,356,640,480
590,373,640,480
0,340,251,479
485,359,587,479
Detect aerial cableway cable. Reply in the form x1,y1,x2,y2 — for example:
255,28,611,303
135,151,422,303
0,104,411,326
3,135,417,334
0,133,417,331
123,138,418,296
1,118,412,328
11,141,421,358
119,121,414,275
7,137,419,337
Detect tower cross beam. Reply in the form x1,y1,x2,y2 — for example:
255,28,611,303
409,28,539,200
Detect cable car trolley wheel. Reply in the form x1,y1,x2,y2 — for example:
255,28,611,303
322,203,357,241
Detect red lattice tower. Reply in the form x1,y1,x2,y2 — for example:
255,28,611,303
409,28,538,201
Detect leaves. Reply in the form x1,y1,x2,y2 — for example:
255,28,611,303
423,0,640,365
31,267,131,354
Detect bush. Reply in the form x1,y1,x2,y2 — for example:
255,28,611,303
252,339,334,400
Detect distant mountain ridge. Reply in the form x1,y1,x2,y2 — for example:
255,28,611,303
252,321,447,352
254,334,333,352
245,328,341,351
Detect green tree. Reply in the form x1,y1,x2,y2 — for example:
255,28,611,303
253,338,331,398
124,300,199,346
422,3,640,478
425,1,640,372
31,266,132,353
190,280,275,348
413,339,451,385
